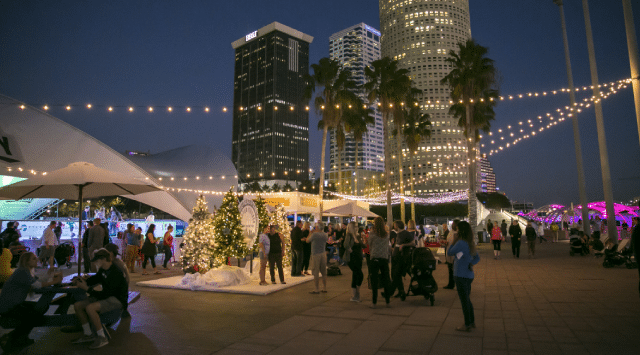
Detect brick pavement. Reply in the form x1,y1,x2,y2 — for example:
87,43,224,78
3,240,639,355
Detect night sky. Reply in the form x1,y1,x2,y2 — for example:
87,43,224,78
1,0,639,208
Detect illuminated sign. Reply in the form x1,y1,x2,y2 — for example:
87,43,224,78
246,31,258,41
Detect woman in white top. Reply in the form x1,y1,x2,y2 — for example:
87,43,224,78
258,227,270,286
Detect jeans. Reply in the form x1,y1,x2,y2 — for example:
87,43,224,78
348,249,363,288
302,244,311,272
389,253,406,296
528,240,536,256
455,277,475,327
268,253,284,282
291,248,303,276
327,245,337,263
163,247,172,268
369,258,391,305
511,239,521,258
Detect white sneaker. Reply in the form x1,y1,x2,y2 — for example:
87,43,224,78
89,336,109,349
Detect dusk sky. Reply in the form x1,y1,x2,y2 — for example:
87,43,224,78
1,0,639,208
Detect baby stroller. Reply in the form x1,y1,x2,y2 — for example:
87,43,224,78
54,243,75,269
569,237,588,256
407,247,438,306
603,239,635,269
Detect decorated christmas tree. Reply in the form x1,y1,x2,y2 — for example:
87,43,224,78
181,195,216,273
269,203,292,267
212,187,249,267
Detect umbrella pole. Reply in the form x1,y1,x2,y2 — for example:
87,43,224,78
77,186,83,276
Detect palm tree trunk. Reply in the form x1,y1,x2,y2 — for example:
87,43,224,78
337,143,342,194
410,151,416,222
397,134,405,223
383,110,393,228
353,141,359,195
466,104,478,238
319,125,328,219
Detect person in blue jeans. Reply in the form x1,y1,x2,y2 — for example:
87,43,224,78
447,221,480,332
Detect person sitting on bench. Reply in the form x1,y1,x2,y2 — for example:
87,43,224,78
0,252,62,352
70,249,128,349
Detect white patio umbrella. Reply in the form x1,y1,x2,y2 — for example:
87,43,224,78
0,162,161,274
323,203,379,218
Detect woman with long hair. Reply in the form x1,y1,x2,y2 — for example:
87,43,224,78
301,222,312,275
0,252,62,351
447,221,480,332
367,217,391,308
141,224,160,275
344,221,364,302
443,219,460,290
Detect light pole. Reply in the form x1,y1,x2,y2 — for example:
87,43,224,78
622,0,640,147
581,0,618,242
552,0,591,235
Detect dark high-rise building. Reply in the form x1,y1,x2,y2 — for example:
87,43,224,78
231,22,313,185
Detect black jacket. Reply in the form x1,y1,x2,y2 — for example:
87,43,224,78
86,263,129,310
509,224,523,241
525,226,536,241
290,226,303,250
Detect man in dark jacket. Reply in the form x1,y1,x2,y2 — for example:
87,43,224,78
290,221,303,277
71,249,128,349
501,220,508,239
509,220,523,258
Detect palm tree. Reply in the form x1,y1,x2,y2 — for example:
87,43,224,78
304,58,357,218
343,97,375,195
441,39,499,235
398,103,432,222
392,89,420,222
364,57,411,226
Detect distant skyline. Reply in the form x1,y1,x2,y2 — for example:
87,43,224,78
0,0,638,207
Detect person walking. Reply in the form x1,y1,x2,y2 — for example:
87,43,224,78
258,226,270,286
368,217,391,308
491,224,503,259
268,225,286,284
538,221,547,243
162,225,174,269
290,221,304,277
447,221,480,332
525,221,537,258
344,222,363,302
443,219,460,289
123,224,139,273
306,222,328,294
509,220,522,258
487,219,493,236
388,220,415,301
301,222,311,275
141,224,160,275
40,221,57,269
500,219,508,240
87,218,105,272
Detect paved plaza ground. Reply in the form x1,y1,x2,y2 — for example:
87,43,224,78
4,240,639,355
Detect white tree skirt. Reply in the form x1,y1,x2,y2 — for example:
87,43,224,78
136,263,314,295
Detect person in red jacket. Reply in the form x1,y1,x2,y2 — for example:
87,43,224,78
490,225,503,259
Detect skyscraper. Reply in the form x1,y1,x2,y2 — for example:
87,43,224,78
478,157,496,193
231,22,313,186
379,0,471,194
326,23,384,195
